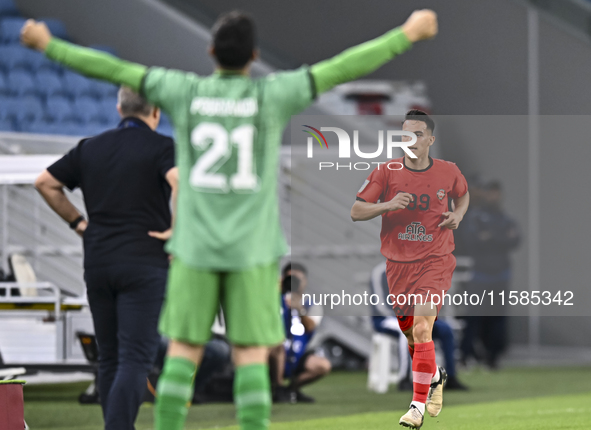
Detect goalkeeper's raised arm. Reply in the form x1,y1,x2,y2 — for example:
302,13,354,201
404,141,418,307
311,9,437,94
20,9,437,96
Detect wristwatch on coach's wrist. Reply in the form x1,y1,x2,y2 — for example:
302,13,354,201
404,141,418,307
69,215,85,230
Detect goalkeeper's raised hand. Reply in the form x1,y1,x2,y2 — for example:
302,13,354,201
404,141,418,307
402,9,438,43
20,19,52,52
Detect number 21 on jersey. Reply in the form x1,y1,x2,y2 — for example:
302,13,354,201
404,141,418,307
189,122,259,193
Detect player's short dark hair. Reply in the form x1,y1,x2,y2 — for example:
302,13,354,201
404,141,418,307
282,262,308,277
405,109,435,133
212,11,256,69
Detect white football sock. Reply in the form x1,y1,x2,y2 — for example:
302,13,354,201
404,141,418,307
431,367,440,384
411,401,425,415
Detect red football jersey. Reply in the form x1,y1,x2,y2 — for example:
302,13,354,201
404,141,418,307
356,157,468,262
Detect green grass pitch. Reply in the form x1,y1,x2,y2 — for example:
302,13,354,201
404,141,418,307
24,367,591,429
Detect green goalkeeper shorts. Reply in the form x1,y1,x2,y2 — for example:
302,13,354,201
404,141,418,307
158,258,284,346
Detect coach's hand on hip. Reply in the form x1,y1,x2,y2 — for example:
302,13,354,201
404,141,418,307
402,9,438,43
148,229,172,241
438,212,462,230
20,19,52,52
75,220,88,238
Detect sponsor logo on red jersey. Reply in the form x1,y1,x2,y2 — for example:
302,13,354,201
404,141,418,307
398,221,433,242
437,189,446,200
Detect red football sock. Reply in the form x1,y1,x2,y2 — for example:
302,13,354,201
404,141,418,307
408,345,415,359
412,341,436,404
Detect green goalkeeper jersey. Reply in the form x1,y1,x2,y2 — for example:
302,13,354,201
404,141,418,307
43,26,412,271
142,67,314,269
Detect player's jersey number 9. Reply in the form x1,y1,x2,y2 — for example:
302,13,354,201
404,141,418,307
190,122,259,193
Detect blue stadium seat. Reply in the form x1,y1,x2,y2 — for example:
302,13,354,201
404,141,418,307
83,121,108,136
0,17,26,44
0,73,9,96
0,45,26,72
43,121,72,135
0,95,11,119
59,121,94,136
157,124,174,137
73,96,101,123
63,71,96,98
0,0,19,18
0,118,14,132
23,50,53,71
40,18,68,40
37,60,64,75
92,79,118,98
21,119,51,134
7,70,37,96
160,113,172,128
35,70,66,98
98,96,120,123
2,96,44,124
99,96,118,113
45,95,77,123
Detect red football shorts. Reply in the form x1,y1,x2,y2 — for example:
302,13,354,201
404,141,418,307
385,253,456,333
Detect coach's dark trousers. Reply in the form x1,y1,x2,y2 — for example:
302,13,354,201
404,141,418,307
85,264,167,430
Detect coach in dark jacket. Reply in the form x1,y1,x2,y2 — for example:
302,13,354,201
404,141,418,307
35,87,177,430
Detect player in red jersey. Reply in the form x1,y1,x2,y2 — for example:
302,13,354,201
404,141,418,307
351,110,469,429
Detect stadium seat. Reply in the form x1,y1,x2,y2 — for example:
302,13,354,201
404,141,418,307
157,114,174,136
0,0,19,18
0,17,26,44
0,118,14,132
0,45,27,72
35,70,66,98
21,119,52,134
45,95,77,123
63,71,96,98
367,332,402,393
0,95,10,119
157,124,174,137
98,96,120,124
92,79,118,98
84,121,108,136
23,50,53,71
73,96,102,124
0,73,9,96
6,70,37,96
41,119,83,135
2,96,44,124
37,60,64,75
60,121,94,137
160,113,172,128
39,18,69,40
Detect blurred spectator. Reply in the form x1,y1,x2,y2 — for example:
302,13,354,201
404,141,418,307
269,262,331,403
370,262,467,391
153,332,233,404
458,181,520,369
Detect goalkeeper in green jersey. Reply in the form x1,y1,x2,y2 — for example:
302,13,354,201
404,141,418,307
22,10,437,430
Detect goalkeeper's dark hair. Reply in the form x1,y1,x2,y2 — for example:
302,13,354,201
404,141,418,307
212,11,256,69
405,109,435,133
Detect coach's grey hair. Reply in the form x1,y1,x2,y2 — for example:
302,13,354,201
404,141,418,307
117,86,154,117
